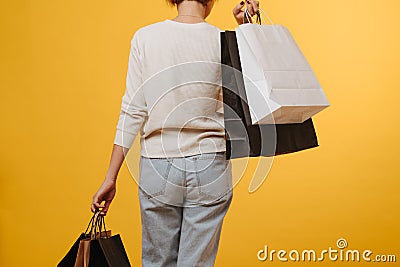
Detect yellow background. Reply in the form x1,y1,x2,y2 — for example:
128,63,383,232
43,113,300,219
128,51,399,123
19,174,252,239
1,0,399,266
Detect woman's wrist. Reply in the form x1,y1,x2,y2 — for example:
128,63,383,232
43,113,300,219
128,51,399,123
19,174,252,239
105,173,117,183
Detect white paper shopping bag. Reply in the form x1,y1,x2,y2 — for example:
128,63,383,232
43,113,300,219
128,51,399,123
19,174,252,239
235,8,330,124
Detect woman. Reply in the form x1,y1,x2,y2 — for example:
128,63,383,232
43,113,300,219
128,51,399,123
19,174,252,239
91,0,259,266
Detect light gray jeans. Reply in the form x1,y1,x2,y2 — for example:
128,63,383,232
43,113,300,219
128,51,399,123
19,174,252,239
138,151,233,267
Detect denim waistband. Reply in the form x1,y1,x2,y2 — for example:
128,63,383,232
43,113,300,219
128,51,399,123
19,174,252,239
141,151,226,160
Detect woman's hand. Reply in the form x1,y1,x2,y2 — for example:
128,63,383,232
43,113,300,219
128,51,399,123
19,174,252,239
232,0,259,25
91,179,116,216
90,144,126,216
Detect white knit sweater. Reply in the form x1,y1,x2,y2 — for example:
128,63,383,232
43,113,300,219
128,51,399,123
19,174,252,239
113,19,226,158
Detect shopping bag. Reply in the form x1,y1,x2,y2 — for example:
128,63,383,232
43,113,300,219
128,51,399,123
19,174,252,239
74,230,112,267
221,28,319,159
88,215,131,267
235,8,330,124
74,237,90,267
58,211,126,267
58,212,99,267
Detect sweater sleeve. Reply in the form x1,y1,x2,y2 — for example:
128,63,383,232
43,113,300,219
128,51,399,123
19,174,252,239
113,32,148,149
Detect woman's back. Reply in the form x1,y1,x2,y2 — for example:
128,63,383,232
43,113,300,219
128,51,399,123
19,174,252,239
114,19,226,158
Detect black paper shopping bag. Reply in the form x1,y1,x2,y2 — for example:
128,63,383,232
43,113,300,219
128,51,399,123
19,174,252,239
88,215,131,267
220,31,319,159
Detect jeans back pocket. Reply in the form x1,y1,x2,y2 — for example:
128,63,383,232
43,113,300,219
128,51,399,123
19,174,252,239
194,155,232,200
139,156,174,198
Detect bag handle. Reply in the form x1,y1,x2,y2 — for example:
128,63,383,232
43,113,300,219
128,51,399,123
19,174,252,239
90,211,102,240
84,213,96,235
243,6,284,44
100,215,110,239
84,210,100,237
97,215,110,239
244,7,274,25
92,212,110,240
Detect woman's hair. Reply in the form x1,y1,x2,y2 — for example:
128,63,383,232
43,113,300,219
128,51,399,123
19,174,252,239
165,0,212,7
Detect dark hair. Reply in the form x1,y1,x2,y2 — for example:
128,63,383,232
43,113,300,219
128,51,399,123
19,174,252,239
165,0,212,7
